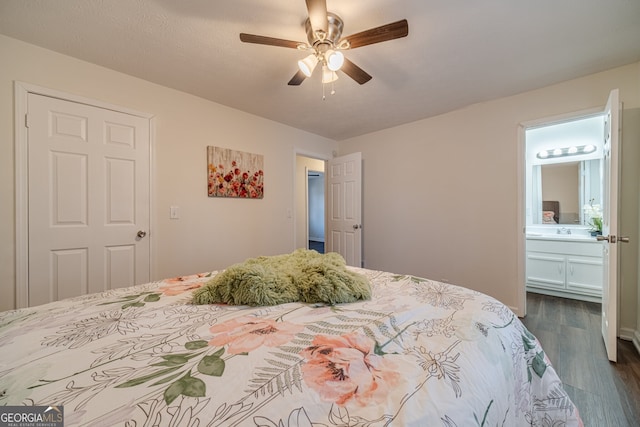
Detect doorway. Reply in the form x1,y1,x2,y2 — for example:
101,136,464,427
520,89,623,362
295,155,326,251
15,83,153,308
523,113,605,303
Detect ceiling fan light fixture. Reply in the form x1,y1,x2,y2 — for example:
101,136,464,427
325,49,344,71
298,54,318,77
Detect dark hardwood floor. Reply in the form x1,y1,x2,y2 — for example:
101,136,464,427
308,240,324,253
522,292,640,427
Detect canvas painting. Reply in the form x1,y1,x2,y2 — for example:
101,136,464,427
207,146,264,198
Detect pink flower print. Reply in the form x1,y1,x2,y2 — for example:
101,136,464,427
160,282,203,296
299,333,400,406
208,317,304,354
160,274,208,295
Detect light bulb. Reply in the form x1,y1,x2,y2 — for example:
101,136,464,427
325,50,344,71
322,65,338,83
298,54,318,77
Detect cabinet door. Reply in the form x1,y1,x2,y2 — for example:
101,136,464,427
526,252,565,290
566,256,603,296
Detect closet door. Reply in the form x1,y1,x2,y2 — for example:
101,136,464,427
27,93,151,306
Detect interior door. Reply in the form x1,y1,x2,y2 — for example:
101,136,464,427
326,152,362,267
600,88,620,362
27,93,150,306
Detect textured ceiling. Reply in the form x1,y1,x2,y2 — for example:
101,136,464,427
1,0,639,141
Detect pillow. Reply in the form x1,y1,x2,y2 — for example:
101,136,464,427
542,211,556,223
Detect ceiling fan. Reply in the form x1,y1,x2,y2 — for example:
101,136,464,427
239,0,408,87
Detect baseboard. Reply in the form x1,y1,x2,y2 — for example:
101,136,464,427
510,305,525,318
619,327,636,342
633,330,640,356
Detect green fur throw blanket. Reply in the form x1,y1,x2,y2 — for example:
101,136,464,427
192,249,371,306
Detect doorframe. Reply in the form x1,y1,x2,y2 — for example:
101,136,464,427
14,81,155,308
517,106,605,318
293,150,331,252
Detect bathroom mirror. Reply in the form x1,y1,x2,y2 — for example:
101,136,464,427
532,159,601,225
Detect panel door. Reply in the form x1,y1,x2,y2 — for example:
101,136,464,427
326,152,362,267
600,88,620,362
27,93,150,306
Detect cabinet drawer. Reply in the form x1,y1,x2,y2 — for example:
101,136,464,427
526,239,602,257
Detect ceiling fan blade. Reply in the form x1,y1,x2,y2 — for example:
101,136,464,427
342,19,408,49
240,33,302,49
341,58,372,85
288,70,307,86
305,0,328,33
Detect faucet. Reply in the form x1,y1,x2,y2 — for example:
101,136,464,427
557,227,571,235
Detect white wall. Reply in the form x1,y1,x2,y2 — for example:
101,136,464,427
339,63,640,333
0,35,336,312
2,34,639,344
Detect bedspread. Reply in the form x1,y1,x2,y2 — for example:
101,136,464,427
0,267,582,426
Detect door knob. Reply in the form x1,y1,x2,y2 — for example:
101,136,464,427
137,230,147,238
353,224,361,230
596,234,630,244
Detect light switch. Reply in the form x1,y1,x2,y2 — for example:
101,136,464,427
170,206,180,219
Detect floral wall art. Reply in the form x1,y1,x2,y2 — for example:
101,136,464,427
207,146,264,198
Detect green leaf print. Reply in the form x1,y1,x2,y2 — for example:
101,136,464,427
522,334,536,351
144,293,161,302
152,354,191,367
164,372,206,405
116,366,181,388
197,355,225,376
531,351,547,378
185,340,209,350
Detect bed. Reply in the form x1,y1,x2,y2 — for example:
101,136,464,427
0,255,582,426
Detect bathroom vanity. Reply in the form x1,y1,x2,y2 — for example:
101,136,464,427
526,234,603,302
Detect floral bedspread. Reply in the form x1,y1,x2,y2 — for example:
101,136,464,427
0,268,582,426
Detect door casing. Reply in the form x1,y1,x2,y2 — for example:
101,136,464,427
14,81,155,308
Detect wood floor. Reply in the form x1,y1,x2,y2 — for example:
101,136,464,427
522,293,640,427
308,240,324,253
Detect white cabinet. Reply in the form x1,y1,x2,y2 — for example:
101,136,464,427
526,238,602,301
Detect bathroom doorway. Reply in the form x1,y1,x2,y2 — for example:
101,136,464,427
524,112,605,303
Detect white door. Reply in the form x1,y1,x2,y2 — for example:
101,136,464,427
326,152,362,267
27,93,150,306
600,88,621,362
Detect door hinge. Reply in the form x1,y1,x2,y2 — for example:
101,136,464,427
25,114,30,128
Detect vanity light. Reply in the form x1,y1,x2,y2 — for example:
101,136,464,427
536,144,598,160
